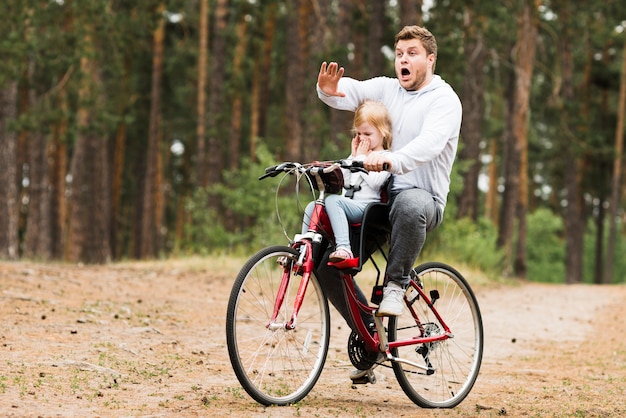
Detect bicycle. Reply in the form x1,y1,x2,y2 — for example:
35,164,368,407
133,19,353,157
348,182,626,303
225,160,484,408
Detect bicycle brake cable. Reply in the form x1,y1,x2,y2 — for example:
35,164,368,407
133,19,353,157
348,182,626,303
274,171,292,242
274,165,317,243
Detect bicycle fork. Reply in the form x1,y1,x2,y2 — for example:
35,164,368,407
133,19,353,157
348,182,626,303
267,241,314,331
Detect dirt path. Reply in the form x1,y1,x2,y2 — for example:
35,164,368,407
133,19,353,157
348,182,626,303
1,258,625,417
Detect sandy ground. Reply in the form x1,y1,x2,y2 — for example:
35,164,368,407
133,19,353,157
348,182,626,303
1,257,625,417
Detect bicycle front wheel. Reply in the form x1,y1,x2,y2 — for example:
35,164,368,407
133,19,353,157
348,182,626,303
225,245,330,406
388,262,483,408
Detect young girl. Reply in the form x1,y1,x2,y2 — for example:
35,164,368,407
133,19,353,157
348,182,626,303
302,100,392,262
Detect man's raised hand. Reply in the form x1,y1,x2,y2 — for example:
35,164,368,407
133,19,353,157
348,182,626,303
317,62,346,97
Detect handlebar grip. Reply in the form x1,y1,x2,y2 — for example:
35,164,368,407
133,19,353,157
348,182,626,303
259,165,279,180
348,160,389,171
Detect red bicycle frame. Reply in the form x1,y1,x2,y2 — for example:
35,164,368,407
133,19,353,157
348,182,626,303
268,206,453,361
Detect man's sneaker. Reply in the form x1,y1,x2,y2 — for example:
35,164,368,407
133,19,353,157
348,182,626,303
349,367,377,384
377,281,405,316
349,352,385,384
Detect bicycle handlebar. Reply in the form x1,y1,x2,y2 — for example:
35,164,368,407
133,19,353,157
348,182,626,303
349,160,390,172
258,162,301,180
259,159,388,181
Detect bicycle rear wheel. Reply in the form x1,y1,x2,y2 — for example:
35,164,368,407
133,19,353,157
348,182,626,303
225,245,330,405
387,262,483,408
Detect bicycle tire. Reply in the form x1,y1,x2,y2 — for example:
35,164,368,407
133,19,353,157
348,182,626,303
225,245,330,406
387,262,483,408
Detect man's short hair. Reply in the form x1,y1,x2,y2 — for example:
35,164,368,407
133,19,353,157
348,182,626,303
394,25,438,63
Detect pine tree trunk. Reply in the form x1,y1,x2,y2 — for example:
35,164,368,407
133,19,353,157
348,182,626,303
285,0,305,161
498,0,538,277
50,85,69,260
303,0,328,162
229,16,247,171
86,132,112,263
206,0,229,188
368,0,385,76
557,1,584,284
594,203,605,283
512,0,539,278
256,3,276,155
604,34,626,284
0,81,19,260
23,128,52,260
49,5,73,260
66,134,85,263
67,31,111,264
111,114,127,260
485,139,499,225
329,1,353,150
196,0,208,185
497,75,521,272
399,0,422,27
457,5,487,221
22,64,52,260
140,3,166,259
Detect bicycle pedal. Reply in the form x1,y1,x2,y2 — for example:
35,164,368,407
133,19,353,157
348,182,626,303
350,369,377,385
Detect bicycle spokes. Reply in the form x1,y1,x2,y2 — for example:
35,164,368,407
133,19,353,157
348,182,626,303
226,246,330,406
387,263,483,408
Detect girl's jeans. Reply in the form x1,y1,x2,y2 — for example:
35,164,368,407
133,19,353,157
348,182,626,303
302,194,370,251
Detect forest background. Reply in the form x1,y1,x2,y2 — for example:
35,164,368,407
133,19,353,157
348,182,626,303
0,0,625,285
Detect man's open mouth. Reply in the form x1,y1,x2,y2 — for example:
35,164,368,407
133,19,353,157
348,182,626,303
401,68,410,76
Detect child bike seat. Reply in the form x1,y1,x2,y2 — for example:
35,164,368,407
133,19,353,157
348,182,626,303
331,176,393,273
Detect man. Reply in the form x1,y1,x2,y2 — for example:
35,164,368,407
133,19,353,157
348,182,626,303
315,25,462,379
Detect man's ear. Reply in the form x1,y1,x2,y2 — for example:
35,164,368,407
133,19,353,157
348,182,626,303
427,53,436,72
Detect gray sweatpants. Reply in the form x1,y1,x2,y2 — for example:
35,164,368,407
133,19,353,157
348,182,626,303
315,187,443,330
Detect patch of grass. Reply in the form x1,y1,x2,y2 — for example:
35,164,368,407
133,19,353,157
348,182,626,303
200,393,219,406
225,386,245,399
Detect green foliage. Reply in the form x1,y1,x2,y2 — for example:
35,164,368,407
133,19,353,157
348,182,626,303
3,0,626,280
181,145,314,254
526,208,565,283
418,160,507,276
609,231,626,283
180,190,232,255
583,218,626,284
423,216,505,277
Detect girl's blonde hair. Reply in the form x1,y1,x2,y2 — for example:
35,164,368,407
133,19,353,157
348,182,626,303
352,100,393,150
